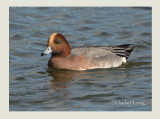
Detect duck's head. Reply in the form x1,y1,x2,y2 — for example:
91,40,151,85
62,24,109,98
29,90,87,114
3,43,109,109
41,33,70,57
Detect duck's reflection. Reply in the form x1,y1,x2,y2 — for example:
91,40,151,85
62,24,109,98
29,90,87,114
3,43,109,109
46,67,127,89
46,68,86,88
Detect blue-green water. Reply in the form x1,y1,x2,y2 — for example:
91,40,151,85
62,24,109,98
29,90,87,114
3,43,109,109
9,7,152,111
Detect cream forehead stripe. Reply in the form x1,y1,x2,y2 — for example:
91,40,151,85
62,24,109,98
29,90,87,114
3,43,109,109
41,47,52,56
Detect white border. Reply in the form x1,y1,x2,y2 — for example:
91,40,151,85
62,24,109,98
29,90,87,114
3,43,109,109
9,0,153,6
1,0,159,119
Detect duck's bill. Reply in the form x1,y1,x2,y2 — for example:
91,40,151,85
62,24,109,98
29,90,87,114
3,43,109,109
41,47,52,56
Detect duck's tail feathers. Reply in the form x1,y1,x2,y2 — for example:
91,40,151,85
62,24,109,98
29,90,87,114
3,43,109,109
112,44,136,59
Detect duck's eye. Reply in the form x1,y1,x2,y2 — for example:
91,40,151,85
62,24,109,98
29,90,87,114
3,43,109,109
55,39,62,44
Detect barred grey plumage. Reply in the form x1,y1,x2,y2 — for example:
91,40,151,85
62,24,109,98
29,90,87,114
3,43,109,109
111,44,136,59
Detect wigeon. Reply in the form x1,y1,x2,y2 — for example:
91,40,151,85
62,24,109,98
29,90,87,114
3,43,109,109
41,33,136,70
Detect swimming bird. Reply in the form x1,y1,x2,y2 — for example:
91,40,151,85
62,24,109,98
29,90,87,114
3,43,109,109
41,33,136,70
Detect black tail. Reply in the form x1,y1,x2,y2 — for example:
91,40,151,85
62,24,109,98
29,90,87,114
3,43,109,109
111,44,136,59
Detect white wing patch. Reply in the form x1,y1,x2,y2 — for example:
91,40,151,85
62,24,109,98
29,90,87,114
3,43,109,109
122,57,127,63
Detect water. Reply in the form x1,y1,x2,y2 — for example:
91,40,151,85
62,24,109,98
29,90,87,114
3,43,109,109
9,7,152,111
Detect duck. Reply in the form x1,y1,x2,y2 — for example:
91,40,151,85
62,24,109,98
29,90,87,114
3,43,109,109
41,33,136,70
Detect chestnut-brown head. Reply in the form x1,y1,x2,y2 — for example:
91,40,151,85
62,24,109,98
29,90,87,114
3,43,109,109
41,33,70,57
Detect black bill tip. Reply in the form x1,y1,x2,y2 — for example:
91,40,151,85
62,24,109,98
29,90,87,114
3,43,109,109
41,53,45,56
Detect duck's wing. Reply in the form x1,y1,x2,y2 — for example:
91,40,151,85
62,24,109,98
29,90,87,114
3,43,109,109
83,47,126,68
103,44,136,59
70,44,136,68
71,44,136,59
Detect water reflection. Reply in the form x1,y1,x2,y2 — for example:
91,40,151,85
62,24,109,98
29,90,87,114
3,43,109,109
46,68,86,88
46,67,128,89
